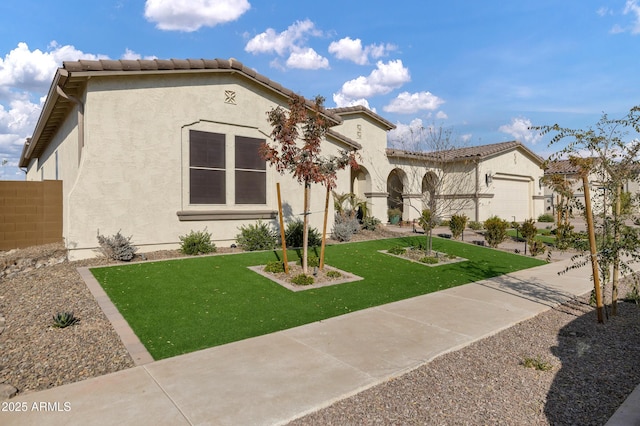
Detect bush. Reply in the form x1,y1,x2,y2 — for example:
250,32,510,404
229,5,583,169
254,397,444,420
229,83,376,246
468,221,483,231
387,246,407,255
449,214,468,239
179,229,216,255
285,219,322,248
297,255,319,268
483,216,509,248
419,256,439,264
326,270,342,279
538,213,555,223
361,216,381,231
236,220,278,251
264,260,285,273
332,213,360,242
97,231,138,261
291,274,314,286
529,239,546,256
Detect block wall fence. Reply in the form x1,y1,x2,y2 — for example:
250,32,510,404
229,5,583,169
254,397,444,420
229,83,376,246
0,180,63,251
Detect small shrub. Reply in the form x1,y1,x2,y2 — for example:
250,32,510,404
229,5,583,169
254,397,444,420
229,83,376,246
332,213,360,242
538,213,555,223
179,229,216,255
297,255,319,268
236,220,278,251
440,219,450,228
326,270,342,279
419,256,439,264
624,285,640,304
529,239,546,256
52,311,78,328
388,208,402,221
522,356,553,371
264,260,285,273
449,214,468,239
97,231,138,261
446,253,457,259
285,219,322,248
361,216,381,231
388,246,407,255
291,274,314,286
483,216,509,248
468,221,483,231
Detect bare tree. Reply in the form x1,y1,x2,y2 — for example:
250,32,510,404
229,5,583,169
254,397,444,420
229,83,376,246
387,123,477,253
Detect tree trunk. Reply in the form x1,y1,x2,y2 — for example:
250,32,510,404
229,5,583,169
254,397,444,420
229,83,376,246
302,181,311,274
319,185,330,270
612,185,621,316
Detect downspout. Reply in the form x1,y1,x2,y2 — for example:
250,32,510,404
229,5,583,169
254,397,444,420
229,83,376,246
55,84,84,164
474,159,480,222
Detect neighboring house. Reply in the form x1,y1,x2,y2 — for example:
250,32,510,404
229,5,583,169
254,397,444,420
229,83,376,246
19,58,544,260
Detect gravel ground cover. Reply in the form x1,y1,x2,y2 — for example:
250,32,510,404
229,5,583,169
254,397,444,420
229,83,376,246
1,230,639,426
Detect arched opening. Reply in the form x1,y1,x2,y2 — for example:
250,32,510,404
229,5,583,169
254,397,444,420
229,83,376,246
422,171,439,212
351,165,371,201
387,169,405,212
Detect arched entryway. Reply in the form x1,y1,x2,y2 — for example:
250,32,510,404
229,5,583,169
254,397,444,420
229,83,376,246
422,171,439,212
387,168,405,212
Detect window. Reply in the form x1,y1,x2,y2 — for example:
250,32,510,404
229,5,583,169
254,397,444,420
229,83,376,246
189,130,225,204
235,136,266,204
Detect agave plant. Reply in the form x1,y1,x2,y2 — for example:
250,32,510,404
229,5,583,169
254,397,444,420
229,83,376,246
52,311,79,328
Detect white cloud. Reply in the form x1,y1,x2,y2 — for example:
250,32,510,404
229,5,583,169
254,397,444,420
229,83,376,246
122,49,158,60
436,111,448,120
286,48,329,70
0,42,106,93
498,117,542,144
624,0,640,34
245,19,329,70
332,92,372,110
328,37,395,65
597,7,613,17
335,60,410,106
383,91,444,114
144,0,250,32
460,133,472,143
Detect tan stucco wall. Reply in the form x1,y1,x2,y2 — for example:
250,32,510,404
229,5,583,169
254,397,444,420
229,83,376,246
50,73,351,259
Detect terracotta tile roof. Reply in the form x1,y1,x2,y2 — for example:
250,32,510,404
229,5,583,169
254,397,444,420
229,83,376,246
386,140,544,164
328,105,396,130
543,159,580,175
21,58,350,167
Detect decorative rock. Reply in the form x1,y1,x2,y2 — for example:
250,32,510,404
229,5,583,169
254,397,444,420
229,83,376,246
0,384,18,399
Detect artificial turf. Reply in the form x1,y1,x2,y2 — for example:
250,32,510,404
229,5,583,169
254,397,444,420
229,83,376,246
91,236,545,360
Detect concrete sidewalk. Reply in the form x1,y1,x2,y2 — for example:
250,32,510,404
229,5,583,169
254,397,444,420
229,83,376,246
0,258,629,425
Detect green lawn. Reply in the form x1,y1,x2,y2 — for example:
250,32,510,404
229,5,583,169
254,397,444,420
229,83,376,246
91,236,545,360
507,229,556,245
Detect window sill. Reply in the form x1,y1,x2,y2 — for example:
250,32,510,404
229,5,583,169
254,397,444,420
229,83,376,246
177,210,277,221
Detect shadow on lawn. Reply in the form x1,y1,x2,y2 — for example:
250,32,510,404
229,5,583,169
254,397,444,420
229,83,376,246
544,301,640,425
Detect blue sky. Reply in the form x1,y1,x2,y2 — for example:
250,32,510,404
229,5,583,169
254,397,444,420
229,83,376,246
1,0,640,179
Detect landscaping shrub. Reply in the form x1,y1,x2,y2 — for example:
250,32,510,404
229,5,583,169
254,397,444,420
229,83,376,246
419,256,439,264
468,221,483,231
52,311,79,328
332,213,360,242
291,274,314,286
388,246,407,255
529,239,546,256
284,219,322,248
326,270,342,279
449,214,468,239
483,216,509,248
179,229,216,255
97,230,138,261
236,220,278,251
297,255,319,268
361,216,381,231
264,260,285,273
538,213,555,223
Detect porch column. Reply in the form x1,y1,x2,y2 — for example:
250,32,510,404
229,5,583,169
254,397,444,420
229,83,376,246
365,192,389,223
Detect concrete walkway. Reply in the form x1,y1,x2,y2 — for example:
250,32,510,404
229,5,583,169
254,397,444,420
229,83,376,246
2,257,636,425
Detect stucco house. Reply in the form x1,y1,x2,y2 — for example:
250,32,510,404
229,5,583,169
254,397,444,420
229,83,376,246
19,58,544,260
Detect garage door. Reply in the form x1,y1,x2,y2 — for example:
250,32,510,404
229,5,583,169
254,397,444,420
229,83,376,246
491,178,530,221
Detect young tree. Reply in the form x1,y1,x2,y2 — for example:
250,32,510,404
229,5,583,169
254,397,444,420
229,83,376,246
262,94,358,274
533,106,640,319
388,123,477,254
